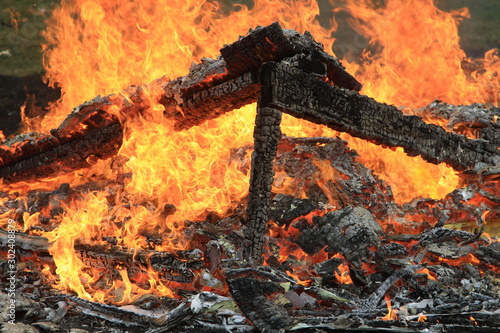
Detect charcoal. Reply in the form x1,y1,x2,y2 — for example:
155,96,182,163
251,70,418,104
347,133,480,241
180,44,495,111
244,106,282,261
227,277,293,332
414,101,500,146
473,245,500,268
268,194,318,225
427,241,474,259
296,206,383,264
275,137,395,217
376,242,408,259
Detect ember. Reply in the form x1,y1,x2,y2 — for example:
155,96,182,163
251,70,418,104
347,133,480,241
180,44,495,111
1,0,500,332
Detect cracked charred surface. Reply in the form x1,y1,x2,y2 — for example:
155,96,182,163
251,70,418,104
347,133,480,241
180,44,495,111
0,22,359,184
244,106,282,262
259,61,500,172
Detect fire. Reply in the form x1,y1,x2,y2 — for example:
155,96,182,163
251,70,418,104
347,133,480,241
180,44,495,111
3,0,499,303
382,293,399,320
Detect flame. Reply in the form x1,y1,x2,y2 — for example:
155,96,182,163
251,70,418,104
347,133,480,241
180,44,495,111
417,267,437,281
5,0,498,302
382,293,399,320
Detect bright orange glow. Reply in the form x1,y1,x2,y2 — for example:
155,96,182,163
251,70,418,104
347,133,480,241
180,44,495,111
3,0,498,303
417,268,437,281
382,293,399,320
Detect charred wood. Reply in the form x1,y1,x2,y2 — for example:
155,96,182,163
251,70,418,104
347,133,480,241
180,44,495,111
0,229,203,283
161,22,360,131
244,105,282,262
0,122,122,183
161,71,261,131
227,276,294,332
274,136,395,217
295,206,382,264
1,23,360,183
413,101,500,146
220,22,361,91
365,265,423,308
259,61,500,171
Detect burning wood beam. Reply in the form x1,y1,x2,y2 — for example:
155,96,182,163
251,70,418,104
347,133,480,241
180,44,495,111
160,22,361,130
0,22,359,183
225,269,294,332
0,229,203,284
259,61,500,172
244,105,282,262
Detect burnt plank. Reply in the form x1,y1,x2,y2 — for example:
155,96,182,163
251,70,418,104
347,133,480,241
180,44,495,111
243,105,282,262
259,61,500,171
227,276,293,332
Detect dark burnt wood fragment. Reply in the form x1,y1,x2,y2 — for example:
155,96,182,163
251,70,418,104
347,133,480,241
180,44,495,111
414,101,500,146
243,105,282,262
474,245,500,268
365,264,423,308
275,136,395,217
259,61,500,171
0,122,122,183
268,194,318,225
296,206,382,264
0,229,203,283
221,22,294,76
161,71,260,131
227,276,293,332
220,22,361,91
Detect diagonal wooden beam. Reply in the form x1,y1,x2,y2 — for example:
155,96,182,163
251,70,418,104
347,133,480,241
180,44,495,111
259,61,500,172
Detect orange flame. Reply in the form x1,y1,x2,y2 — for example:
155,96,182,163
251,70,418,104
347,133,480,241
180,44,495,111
382,293,398,320
6,0,498,303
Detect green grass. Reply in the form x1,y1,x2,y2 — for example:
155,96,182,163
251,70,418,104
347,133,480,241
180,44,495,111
437,0,500,57
0,0,56,76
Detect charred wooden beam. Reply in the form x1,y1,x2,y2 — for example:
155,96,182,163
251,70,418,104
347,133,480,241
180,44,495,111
227,276,293,332
0,95,124,183
0,123,122,183
220,22,361,92
161,22,360,131
295,206,382,264
414,101,500,147
160,71,261,131
243,105,282,262
1,23,358,183
0,229,203,283
259,61,500,171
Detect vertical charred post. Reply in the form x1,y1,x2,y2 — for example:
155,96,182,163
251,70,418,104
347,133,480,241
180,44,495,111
244,104,282,262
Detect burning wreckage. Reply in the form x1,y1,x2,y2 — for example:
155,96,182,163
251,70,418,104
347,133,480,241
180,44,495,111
1,23,500,332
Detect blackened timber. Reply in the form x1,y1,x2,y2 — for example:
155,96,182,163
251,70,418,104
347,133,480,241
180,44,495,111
0,23,360,183
244,105,282,261
162,22,360,131
259,62,500,171
227,277,293,332
220,22,361,92
0,229,203,283
161,71,260,131
0,122,122,183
